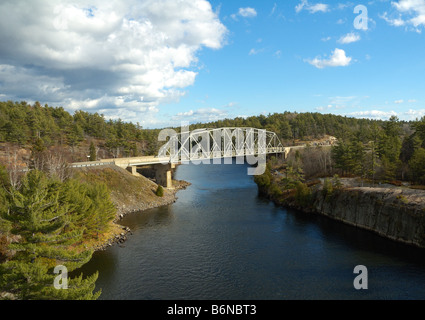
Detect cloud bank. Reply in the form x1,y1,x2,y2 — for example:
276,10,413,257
0,0,227,126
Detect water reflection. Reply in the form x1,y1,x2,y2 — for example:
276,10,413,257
77,162,425,300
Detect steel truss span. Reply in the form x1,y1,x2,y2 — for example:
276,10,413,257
158,127,285,164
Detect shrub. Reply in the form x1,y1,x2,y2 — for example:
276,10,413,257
295,182,312,207
156,185,164,197
332,174,343,189
323,178,333,196
269,183,282,198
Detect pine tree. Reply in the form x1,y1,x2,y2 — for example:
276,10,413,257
89,142,96,161
377,116,402,181
409,148,425,184
0,170,109,300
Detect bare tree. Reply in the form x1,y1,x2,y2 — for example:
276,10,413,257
30,146,71,182
4,147,26,189
44,150,70,182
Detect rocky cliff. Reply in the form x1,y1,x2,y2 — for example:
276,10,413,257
310,186,425,248
259,176,425,248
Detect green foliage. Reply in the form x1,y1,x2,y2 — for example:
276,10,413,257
254,164,272,191
409,148,425,184
0,260,100,300
0,101,155,156
323,174,342,199
396,194,408,205
155,185,164,197
0,169,115,300
281,164,304,190
332,174,343,189
331,116,405,182
0,165,9,188
269,183,282,198
413,117,425,145
89,142,97,161
323,178,333,196
294,182,312,207
2,100,425,184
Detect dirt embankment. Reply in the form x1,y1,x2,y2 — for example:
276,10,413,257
72,165,190,251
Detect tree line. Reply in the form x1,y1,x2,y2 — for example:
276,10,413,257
188,111,396,144
0,100,162,158
1,100,424,184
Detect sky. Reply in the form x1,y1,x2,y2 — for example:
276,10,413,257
0,0,425,128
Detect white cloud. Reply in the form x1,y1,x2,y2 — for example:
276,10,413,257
380,12,407,27
249,48,264,55
172,107,228,123
271,3,278,16
381,0,425,30
394,99,404,104
309,3,330,13
315,104,334,111
338,32,361,44
239,7,257,18
232,7,257,20
347,108,425,121
393,0,425,26
296,0,330,13
0,0,227,126
223,102,237,108
337,3,352,10
348,110,398,119
307,48,352,69
403,109,425,119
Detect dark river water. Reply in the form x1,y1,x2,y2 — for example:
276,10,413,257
77,161,425,300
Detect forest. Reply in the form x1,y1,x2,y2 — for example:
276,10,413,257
1,100,425,299
1,100,424,184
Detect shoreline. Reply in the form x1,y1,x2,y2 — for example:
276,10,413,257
89,179,191,252
258,174,425,249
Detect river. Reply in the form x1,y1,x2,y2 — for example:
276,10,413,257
77,161,425,300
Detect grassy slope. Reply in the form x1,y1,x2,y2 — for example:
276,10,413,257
71,165,185,251
72,165,179,217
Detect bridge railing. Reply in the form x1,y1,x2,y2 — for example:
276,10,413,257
70,161,115,168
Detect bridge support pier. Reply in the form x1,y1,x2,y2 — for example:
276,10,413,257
153,163,174,189
126,166,138,176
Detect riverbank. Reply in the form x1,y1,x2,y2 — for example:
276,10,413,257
257,171,425,249
72,165,190,251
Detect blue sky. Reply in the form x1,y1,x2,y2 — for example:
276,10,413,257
0,0,425,128
164,0,425,127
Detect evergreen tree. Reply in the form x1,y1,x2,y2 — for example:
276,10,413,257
377,116,402,180
0,170,114,300
89,142,97,161
409,148,425,184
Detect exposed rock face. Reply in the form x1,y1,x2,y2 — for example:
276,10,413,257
257,173,425,248
310,186,425,248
